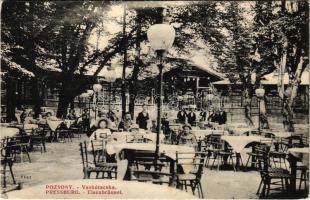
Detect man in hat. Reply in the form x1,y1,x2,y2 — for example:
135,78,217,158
187,106,196,126
177,107,187,124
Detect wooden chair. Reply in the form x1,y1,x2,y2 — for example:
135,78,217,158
175,151,207,198
208,135,236,171
129,150,173,185
8,135,31,163
256,143,293,198
80,141,116,179
1,139,16,188
29,128,46,153
269,138,288,170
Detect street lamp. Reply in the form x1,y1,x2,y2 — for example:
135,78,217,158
93,84,103,120
147,23,175,164
86,90,94,117
79,92,89,114
255,88,265,134
105,66,117,113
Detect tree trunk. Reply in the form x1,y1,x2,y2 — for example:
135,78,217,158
5,77,17,122
31,79,42,118
243,89,254,126
56,82,75,118
282,56,306,132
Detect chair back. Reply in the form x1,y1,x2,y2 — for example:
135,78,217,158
176,151,206,179
256,143,271,173
79,141,90,170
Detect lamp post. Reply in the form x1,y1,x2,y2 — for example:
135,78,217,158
79,92,89,115
86,89,94,117
255,88,265,134
147,23,175,164
105,66,117,112
93,83,103,120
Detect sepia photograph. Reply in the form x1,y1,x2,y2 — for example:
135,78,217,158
0,0,309,199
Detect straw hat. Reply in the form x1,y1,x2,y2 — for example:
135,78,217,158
182,123,192,130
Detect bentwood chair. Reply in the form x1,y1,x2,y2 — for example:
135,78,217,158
8,135,31,163
79,141,117,179
129,150,173,185
1,139,16,188
175,151,207,198
29,128,46,153
256,143,293,198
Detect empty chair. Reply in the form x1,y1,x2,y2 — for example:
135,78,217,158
1,139,16,188
129,150,172,185
256,143,293,198
79,141,117,179
175,151,207,198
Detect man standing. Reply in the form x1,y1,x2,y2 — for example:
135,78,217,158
218,108,227,125
187,107,196,126
177,107,187,124
136,104,149,130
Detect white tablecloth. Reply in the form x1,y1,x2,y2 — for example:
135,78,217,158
221,135,264,153
64,120,75,128
191,129,228,139
24,124,39,130
0,127,19,139
7,179,196,199
106,142,195,174
111,132,164,143
47,120,64,131
288,147,309,167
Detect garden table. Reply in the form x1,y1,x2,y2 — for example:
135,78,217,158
23,124,39,131
287,147,309,192
221,135,264,170
64,119,75,128
0,127,20,139
47,120,64,131
106,142,195,175
111,131,164,143
7,179,196,199
191,129,228,140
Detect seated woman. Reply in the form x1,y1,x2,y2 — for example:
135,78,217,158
177,123,197,146
23,110,37,125
88,119,112,150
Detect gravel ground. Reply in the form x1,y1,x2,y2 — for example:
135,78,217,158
4,131,309,199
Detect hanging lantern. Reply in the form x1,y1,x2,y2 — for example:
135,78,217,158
87,89,94,96
147,24,175,52
255,88,265,98
80,93,88,98
93,84,102,93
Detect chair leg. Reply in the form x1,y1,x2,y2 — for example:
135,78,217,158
198,181,204,198
266,179,270,197
257,179,263,195
245,155,251,168
8,163,16,184
24,146,31,163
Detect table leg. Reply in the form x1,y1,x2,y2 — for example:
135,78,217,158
235,153,241,171
288,154,297,193
251,145,256,169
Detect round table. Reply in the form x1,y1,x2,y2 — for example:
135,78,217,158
191,129,228,140
0,127,20,139
287,147,309,192
7,179,197,199
47,120,64,131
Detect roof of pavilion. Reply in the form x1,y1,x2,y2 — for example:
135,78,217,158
162,57,225,80
212,71,309,86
